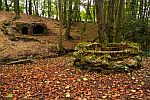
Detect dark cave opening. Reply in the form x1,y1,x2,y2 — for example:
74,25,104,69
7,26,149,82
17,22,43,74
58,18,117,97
21,27,28,35
33,25,44,34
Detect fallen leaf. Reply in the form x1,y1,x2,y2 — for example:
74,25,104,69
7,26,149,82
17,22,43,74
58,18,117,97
65,85,70,89
65,92,71,98
6,94,14,98
83,77,88,81
130,90,136,92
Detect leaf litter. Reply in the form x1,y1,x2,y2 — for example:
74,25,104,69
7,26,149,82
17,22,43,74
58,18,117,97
0,57,150,99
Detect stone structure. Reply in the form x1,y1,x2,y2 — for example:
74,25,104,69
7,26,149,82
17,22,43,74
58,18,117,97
73,42,142,72
15,21,48,35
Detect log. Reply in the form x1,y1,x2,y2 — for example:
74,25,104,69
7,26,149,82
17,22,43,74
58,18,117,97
6,59,32,65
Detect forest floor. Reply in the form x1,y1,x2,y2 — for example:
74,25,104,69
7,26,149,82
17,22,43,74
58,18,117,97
0,12,150,99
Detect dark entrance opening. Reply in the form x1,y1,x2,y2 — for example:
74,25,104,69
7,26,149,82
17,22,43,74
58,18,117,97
33,25,44,34
21,27,28,35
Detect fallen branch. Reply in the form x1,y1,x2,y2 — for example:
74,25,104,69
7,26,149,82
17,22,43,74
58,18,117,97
6,59,32,65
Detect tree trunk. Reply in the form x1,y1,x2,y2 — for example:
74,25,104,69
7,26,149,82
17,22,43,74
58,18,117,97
65,0,73,40
0,0,2,11
73,0,78,25
35,0,39,16
139,0,143,19
77,1,81,22
93,0,96,22
63,0,67,26
82,0,92,32
86,0,92,21
116,0,124,43
143,0,148,19
4,0,9,11
131,0,137,19
13,0,20,20
48,0,51,18
29,0,32,15
107,0,115,43
58,0,64,52
95,0,108,44
55,0,58,20
25,0,28,14
42,0,46,17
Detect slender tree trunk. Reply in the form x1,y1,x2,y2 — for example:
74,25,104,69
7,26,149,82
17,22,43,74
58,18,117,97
0,0,2,11
82,0,92,32
35,0,39,16
114,0,119,19
139,0,143,19
113,0,119,42
25,0,28,14
73,0,78,25
95,0,108,44
82,14,87,33
145,0,149,49
77,2,81,22
65,0,73,40
103,0,107,28
143,0,148,19
58,0,64,52
48,0,51,18
86,0,92,21
55,0,58,20
107,0,115,43
42,0,46,17
93,0,96,22
13,0,20,20
148,0,150,18
4,0,9,11
29,0,32,15
63,0,67,26
116,0,124,42
131,0,137,19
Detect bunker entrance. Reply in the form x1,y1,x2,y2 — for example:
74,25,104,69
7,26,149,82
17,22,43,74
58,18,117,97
21,27,28,35
33,25,44,34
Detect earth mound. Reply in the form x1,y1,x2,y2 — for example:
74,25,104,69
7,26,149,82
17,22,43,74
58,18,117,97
0,18,57,65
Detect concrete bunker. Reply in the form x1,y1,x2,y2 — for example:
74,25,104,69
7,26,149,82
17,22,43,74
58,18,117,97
15,21,48,35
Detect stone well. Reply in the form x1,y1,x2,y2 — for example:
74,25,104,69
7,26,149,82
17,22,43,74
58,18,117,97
73,42,142,72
